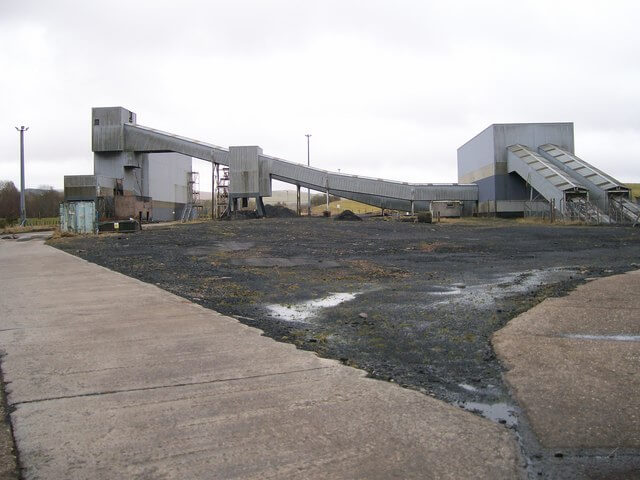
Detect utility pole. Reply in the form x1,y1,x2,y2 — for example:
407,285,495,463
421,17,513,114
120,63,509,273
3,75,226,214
305,133,311,216
15,126,29,226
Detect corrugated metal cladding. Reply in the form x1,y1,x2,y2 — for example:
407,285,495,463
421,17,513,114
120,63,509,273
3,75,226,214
508,145,585,191
538,144,625,192
123,124,227,163
59,201,97,234
97,107,479,207
230,146,266,196
265,155,478,201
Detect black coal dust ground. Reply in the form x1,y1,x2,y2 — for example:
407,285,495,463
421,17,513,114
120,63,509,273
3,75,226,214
51,218,639,425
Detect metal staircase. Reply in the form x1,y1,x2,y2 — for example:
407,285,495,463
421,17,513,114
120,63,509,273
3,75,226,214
609,196,640,226
564,197,609,224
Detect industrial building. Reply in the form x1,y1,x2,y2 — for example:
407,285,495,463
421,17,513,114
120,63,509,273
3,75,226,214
60,107,639,232
457,123,637,222
63,108,196,230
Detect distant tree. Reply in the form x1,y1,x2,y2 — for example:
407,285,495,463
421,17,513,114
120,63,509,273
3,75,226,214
25,186,63,218
0,181,20,221
310,193,341,207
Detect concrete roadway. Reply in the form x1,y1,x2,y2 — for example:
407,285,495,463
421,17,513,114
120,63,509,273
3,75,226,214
493,269,640,477
0,238,520,479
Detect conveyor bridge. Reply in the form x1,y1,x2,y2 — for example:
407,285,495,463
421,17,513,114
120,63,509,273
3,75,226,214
507,144,639,224
538,144,639,224
507,144,597,219
89,109,638,224
123,123,478,213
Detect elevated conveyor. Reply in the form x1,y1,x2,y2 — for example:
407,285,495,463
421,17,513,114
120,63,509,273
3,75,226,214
538,144,630,211
537,144,640,224
507,144,589,211
122,123,478,212
124,124,230,165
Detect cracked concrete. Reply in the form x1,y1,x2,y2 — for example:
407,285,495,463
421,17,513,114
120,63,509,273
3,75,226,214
0,238,521,479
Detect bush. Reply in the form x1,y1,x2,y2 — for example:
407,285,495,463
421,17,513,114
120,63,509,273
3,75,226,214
0,181,19,220
417,212,433,223
310,193,340,207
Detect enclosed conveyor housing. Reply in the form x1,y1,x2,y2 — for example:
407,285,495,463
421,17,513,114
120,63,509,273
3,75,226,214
124,124,230,165
507,145,587,205
537,144,639,224
262,153,478,211
538,144,629,209
121,122,478,212
506,144,602,220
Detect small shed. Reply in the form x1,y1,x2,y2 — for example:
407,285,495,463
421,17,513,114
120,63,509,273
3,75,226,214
60,201,98,234
430,201,462,218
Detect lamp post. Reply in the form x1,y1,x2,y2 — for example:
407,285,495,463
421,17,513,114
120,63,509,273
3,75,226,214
305,133,311,216
15,126,29,226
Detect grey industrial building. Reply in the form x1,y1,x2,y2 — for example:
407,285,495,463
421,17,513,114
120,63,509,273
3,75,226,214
457,123,636,221
60,107,638,232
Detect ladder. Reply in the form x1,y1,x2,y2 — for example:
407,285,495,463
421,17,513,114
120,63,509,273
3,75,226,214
181,204,193,222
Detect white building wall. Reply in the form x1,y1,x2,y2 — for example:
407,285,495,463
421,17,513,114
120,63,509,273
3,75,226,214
148,153,191,203
148,152,192,220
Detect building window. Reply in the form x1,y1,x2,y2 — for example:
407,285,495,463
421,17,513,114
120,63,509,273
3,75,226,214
94,119,99,126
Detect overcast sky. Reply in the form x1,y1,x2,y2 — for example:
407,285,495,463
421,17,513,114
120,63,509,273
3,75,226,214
1,0,639,191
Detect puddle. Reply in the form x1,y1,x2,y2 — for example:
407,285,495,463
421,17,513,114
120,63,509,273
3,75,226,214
458,383,478,392
424,285,463,295
266,292,359,322
231,257,340,268
563,334,640,342
457,401,518,427
425,268,577,309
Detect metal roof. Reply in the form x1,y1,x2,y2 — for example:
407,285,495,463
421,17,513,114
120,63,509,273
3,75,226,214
508,145,587,192
538,144,628,193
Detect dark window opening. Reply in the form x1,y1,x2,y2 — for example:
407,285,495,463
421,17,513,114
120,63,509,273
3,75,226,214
94,119,99,126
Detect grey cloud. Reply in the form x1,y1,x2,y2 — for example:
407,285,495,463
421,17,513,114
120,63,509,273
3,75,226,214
1,0,639,190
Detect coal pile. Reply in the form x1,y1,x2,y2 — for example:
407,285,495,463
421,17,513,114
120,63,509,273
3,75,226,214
334,209,362,221
264,204,297,218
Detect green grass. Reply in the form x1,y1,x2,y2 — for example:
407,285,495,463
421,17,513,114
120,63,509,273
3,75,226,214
311,199,380,215
626,183,640,201
27,217,59,226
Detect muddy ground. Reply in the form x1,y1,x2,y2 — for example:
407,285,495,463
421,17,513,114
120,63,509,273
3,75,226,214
51,218,639,407
49,217,640,477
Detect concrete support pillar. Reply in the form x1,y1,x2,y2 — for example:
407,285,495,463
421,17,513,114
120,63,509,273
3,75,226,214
411,201,415,215
326,189,329,212
256,197,266,217
296,185,301,216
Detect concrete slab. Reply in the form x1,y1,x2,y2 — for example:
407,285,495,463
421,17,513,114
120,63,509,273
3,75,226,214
493,269,640,449
0,239,521,479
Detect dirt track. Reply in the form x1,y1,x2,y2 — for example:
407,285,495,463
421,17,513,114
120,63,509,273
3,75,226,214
50,217,640,420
